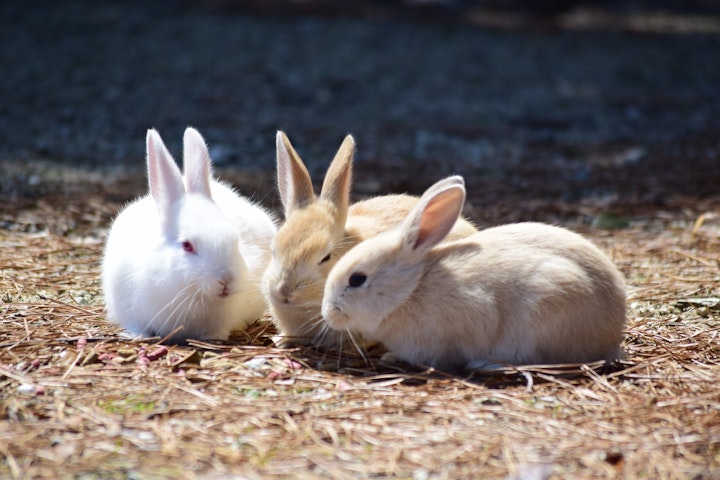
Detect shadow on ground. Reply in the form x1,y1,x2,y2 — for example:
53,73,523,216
1,0,719,219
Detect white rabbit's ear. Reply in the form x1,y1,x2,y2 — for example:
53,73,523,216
320,134,354,226
182,127,213,199
402,176,466,252
147,129,185,225
277,131,315,216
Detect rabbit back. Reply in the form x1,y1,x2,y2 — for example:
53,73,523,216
378,222,626,369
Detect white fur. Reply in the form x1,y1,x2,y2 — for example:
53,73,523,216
322,176,627,370
102,128,276,342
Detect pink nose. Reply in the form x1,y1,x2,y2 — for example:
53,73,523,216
218,276,232,297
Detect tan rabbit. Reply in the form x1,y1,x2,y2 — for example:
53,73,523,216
263,133,477,348
321,176,627,370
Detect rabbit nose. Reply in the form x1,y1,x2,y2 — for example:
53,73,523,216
218,275,233,297
276,281,294,304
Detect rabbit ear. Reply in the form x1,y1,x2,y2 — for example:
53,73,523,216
401,176,466,253
276,131,315,216
182,127,213,199
146,129,185,226
320,134,354,225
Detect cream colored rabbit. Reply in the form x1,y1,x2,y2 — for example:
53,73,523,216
321,176,627,370
263,133,477,348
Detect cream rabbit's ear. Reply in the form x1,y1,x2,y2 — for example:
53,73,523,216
319,134,354,227
401,176,466,253
182,127,212,199
276,131,315,216
146,129,185,230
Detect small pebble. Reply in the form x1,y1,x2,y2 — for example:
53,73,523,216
97,353,116,362
282,358,303,370
337,381,353,391
146,346,168,361
267,369,286,380
243,357,268,370
18,383,36,394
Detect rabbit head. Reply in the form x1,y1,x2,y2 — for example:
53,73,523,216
321,176,466,339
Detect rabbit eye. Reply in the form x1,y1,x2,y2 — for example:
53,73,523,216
348,273,367,288
181,240,195,254
319,253,331,264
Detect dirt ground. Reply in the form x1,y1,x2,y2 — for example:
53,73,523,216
1,1,719,479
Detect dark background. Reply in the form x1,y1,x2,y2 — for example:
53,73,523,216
1,0,719,217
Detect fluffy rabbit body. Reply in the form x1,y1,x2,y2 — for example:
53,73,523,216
102,128,276,342
263,133,476,348
322,176,627,370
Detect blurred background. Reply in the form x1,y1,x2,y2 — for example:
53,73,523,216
1,0,719,223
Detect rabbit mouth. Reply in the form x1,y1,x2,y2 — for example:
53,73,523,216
218,286,238,299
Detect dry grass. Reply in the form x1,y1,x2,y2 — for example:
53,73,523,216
1,192,719,480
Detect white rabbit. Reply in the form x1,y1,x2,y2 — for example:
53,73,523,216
263,132,477,349
102,128,276,343
321,176,627,370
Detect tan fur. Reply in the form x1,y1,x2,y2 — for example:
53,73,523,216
322,176,627,370
263,134,477,348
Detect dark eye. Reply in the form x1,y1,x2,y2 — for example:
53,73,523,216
181,240,195,254
319,253,331,264
348,273,367,288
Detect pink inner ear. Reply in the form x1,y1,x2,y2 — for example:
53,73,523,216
319,135,353,222
414,188,464,249
183,131,212,198
147,131,184,211
276,132,314,212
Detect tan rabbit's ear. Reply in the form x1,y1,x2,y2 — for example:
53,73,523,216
147,129,185,231
182,127,213,199
320,134,354,225
402,176,466,252
277,131,315,216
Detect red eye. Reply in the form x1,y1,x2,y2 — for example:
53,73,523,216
181,240,195,254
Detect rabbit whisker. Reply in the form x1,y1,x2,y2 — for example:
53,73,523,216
300,314,325,334
148,283,195,332
286,303,321,315
345,328,370,366
311,318,333,347
154,284,202,338
335,326,343,370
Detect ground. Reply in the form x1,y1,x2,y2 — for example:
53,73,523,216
1,1,719,479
